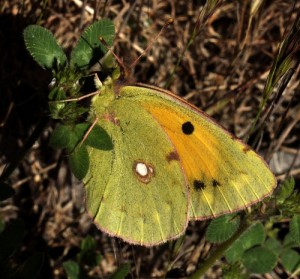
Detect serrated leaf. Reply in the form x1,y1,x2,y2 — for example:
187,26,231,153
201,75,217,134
0,219,25,259
225,222,265,263
49,125,72,149
69,123,91,151
0,182,15,201
290,215,300,245
281,249,300,273
70,19,115,70
51,123,89,153
69,145,89,180
276,177,295,204
225,238,245,263
80,235,96,252
264,238,282,256
206,214,240,243
79,235,101,267
63,260,80,279
109,263,131,279
24,25,67,70
222,262,248,279
283,232,300,248
85,124,113,150
242,246,277,274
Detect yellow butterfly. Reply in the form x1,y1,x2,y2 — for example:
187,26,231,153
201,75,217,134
81,64,276,245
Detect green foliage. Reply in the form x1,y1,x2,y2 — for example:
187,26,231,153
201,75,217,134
0,220,44,279
221,210,300,276
24,19,115,181
264,238,281,256
49,122,113,179
276,177,295,204
63,260,80,279
290,215,300,245
281,249,300,273
242,246,277,273
222,262,248,279
70,19,115,70
62,235,130,279
23,25,67,70
68,145,89,180
109,263,131,279
24,19,115,125
225,222,265,263
206,214,240,243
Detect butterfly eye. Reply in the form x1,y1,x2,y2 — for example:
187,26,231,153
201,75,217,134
182,121,194,135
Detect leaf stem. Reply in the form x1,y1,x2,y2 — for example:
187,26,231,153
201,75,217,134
189,219,249,278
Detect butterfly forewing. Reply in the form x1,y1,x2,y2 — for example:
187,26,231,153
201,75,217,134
121,85,276,220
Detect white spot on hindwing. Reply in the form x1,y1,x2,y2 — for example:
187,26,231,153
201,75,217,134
133,160,155,184
136,162,148,176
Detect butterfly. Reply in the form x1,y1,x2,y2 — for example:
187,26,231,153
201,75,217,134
80,63,276,246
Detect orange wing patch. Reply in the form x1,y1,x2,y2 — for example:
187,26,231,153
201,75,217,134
144,100,276,220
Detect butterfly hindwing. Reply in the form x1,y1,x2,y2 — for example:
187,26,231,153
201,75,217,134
83,85,189,246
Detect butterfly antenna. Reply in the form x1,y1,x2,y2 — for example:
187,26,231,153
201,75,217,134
99,18,173,79
79,116,99,147
130,18,174,68
99,36,131,78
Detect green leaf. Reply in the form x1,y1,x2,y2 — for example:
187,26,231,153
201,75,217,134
68,123,93,153
222,262,248,279
206,214,240,243
70,19,115,70
0,182,15,201
80,235,96,252
24,25,67,70
290,215,300,245
79,235,101,267
85,124,113,150
50,123,88,152
281,249,300,273
242,246,277,274
17,253,44,279
283,232,299,248
109,263,131,279
63,260,80,279
49,125,72,149
276,177,295,204
226,222,265,263
49,97,88,123
69,145,89,180
50,122,112,154
264,238,282,256
0,219,25,259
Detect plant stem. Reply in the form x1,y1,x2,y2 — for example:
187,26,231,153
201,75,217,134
189,220,249,279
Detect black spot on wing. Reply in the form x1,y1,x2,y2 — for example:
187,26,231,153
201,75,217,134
182,121,194,135
212,179,221,187
193,180,205,191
